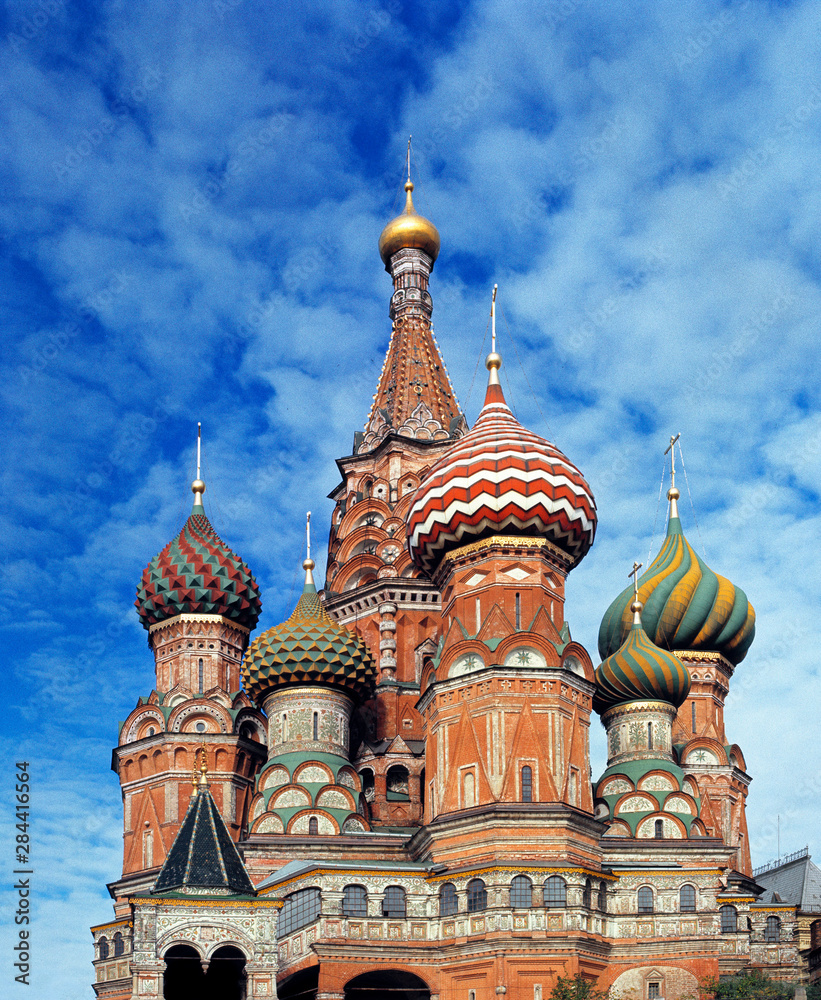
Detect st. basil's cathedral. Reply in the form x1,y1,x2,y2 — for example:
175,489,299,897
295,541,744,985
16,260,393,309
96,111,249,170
90,174,821,1000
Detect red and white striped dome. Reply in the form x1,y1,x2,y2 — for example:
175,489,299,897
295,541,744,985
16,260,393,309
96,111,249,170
406,370,596,574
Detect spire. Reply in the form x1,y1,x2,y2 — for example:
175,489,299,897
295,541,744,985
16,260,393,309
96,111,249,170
303,511,316,591
664,432,681,520
154,747,255,897
629,560,643,625
484,284,504,402
359,154,464,454
191,422,205,512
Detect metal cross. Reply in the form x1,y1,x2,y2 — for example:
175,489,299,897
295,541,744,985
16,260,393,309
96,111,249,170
628,561,643,598
664,432,681,489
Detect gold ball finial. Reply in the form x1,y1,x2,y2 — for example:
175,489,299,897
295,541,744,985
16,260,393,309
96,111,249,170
631,599,643,614
667,486,680,501
192,479,206,496
485,352,502,371
303,558,316,572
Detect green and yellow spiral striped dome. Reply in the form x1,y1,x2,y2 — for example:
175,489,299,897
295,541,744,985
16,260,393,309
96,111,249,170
598,515,755,665
594,612,691,715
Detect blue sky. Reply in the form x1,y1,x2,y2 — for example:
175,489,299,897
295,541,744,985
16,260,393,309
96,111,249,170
1,0,820,994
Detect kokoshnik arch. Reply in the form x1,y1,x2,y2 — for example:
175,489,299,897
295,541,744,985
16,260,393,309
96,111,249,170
89,169,817,1000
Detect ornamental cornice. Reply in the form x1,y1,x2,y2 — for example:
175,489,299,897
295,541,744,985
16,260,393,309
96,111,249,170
442,534,570,567
610,868,724,877
90,918,133,933
601,700,678,723
148,614,250,636
425,864,617,883
133,896,282,909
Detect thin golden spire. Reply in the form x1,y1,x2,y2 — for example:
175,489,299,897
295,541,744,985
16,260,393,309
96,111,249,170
629,561,644,624
406,135,412,183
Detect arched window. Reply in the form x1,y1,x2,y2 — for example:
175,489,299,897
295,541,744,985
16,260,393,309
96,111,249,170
720,905,738,933
386,765,410,801
439,882,458,917
312,712,318,740
583,878,592,908
765,915,781,942
637,886,654,913
467,878,487,913
198,658,204,692
463,771,475,808
521,765,533,803
382,885,406,918
278,888,321,937
680,884,696,912
98,936,109,960
342,884,368,917
308,817,319,836
113,932,124,957
511,875,532,908
598,881,607,912
654,818,664,839
143,830,153,868
544,876,567,908
648,722,653,749
282,713,288,741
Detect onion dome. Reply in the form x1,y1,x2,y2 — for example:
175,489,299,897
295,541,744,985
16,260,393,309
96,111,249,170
407,352,597,575
594,600,691,715
242,558,375,705
379,180,440,269
598,488,755,664
136,479,261,630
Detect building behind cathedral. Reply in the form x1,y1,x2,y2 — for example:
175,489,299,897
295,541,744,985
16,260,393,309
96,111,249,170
90,176,821,1000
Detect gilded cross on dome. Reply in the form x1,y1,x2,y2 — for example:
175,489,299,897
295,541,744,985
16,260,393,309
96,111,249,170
664,432,681,518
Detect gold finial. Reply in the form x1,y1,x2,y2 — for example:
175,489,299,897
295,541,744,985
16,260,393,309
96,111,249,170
485,285,502,385
194,747,209,790
406,134,412,183
303,511,315,586
664,432,681,518
628,561,643,624
191,423,206,508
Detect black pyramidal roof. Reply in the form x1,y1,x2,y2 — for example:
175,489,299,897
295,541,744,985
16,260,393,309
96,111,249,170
153,785,255,896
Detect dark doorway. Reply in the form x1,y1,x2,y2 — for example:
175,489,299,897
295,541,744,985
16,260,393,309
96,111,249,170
345,970,430,1000
279,965,319,1000
163,943,246,1000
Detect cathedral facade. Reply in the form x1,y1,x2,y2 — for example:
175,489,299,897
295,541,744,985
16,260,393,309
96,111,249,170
91,179,813,1000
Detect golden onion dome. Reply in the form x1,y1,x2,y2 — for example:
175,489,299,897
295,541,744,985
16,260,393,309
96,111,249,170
378,181,440,269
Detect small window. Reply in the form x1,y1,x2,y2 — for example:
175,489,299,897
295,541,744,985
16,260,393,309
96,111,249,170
654,818,664,839
278,888,321,937
521,765,533,803
195,722,206,733
198,658,204,691
439,882,458,917
544,876,567,908
113,932,124,957
308,817,319,836
342,884,367,917
765,915,780,942
680,884,696,912
98,936,109,960
515,592,521,629
648,722,653,749
648,983,661,999
598,881,607,912
313,712,318,740
691,701,697,733
511,875,532,908
467,878,487,913
583,878,592,908
382,885,406,918
637,886,654,913
720,905,738,933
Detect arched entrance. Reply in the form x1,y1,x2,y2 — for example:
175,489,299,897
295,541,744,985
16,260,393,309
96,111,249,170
163,943,246,1000
279,966,319,1000
345,970,430,1000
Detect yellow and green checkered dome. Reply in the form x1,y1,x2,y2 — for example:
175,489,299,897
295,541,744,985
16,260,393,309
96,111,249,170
242,578,375,705
598,515,755,665
593,612,691,715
